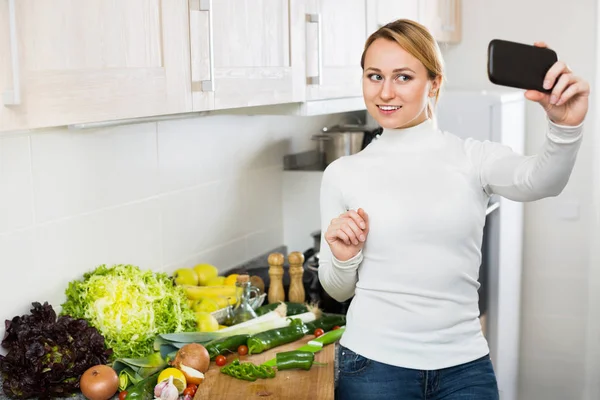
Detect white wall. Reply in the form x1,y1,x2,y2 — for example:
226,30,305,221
0,111,344,350
439,1,598,399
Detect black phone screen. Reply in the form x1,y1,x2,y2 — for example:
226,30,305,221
488,39,558,93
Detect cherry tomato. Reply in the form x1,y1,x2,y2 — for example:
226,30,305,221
118,391,127,400
183,384,197,397
238,344,249,356
332,326,341,330
215,355,227,366
314,328,325,337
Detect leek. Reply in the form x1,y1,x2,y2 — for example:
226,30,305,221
111,352,167,390
156,303,322,348
157,303,288,344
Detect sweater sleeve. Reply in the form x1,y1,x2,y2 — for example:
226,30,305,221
465,119,583,201
317,160,363,303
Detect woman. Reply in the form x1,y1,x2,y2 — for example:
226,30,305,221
318,19,589,400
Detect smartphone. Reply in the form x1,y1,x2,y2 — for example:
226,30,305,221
487,39,558,93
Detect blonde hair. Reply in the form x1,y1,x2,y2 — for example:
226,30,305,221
360,19,445,117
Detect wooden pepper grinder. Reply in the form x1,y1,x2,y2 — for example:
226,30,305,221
287,251,305,303
267,252,285,304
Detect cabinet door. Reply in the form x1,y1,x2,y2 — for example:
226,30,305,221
420,0,461,43
190,0,305,111
366,0,420,35
0,0,192,132
304,0,366,101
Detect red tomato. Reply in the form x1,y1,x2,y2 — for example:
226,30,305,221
183,384,197,396
238,344,249,356
314,328,325,337
215,355,227,366
118,391,127,400
332,326,341,330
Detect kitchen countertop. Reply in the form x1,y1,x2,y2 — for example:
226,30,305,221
194,335,337,400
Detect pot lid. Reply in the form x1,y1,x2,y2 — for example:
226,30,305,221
321,124,368,133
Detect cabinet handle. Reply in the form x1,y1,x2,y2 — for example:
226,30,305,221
3,0,21,106
449,0,456,31
486,202,500,216
199,0,215,92
306,13,322,86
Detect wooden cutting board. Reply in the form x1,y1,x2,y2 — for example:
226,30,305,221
194,335,337,400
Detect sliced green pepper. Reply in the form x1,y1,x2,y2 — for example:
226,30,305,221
276,350,315,371
221,359,276,381
247,318,308,355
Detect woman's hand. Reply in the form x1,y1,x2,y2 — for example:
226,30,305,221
524,42,590,126
325,208,369,262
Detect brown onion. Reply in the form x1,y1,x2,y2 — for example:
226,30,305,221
172,343,210,373
179,364,205,385
79,365,119,400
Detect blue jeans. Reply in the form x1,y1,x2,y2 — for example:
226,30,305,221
335,344,499,400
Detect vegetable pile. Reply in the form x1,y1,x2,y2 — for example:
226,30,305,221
0,302,112,399
60,264,196,359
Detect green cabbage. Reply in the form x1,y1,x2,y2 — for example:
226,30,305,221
60,264,196,359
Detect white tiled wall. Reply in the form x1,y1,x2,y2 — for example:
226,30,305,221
0,112,344,347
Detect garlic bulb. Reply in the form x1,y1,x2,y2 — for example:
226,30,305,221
154,376,179,400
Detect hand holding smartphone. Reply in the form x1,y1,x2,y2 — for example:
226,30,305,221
487,39,558,93
487,39,590,127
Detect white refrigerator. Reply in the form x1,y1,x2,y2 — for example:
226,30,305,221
436,89,526,400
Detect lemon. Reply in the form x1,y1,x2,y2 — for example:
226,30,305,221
224,274,239,286
193,264,219,286
205,276,226,286
193,297,220,313
213,295,232,308
157,367,187,393
195,311,219,332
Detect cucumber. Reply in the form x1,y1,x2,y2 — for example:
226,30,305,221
255,302,309,316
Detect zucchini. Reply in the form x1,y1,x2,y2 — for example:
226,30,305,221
304,314,346,333
205,334,250,359
255,302,309,316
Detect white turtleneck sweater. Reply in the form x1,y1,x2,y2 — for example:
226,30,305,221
318,117,583,370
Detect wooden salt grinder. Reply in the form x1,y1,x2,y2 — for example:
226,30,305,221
268,252,285,304
288,251,305,303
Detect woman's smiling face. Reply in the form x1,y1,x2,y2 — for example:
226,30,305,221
362,38,440,129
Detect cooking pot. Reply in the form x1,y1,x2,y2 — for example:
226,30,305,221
311,124,367,165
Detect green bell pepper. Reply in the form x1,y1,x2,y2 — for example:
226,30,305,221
275,350,315,371
247,318,308,355
124,370,160,400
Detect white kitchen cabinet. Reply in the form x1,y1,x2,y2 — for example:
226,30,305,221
366,0,461,44
420,0,462,43
366,0,420,35
0,0,192,132
303,0,366,101
189,0,306,111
